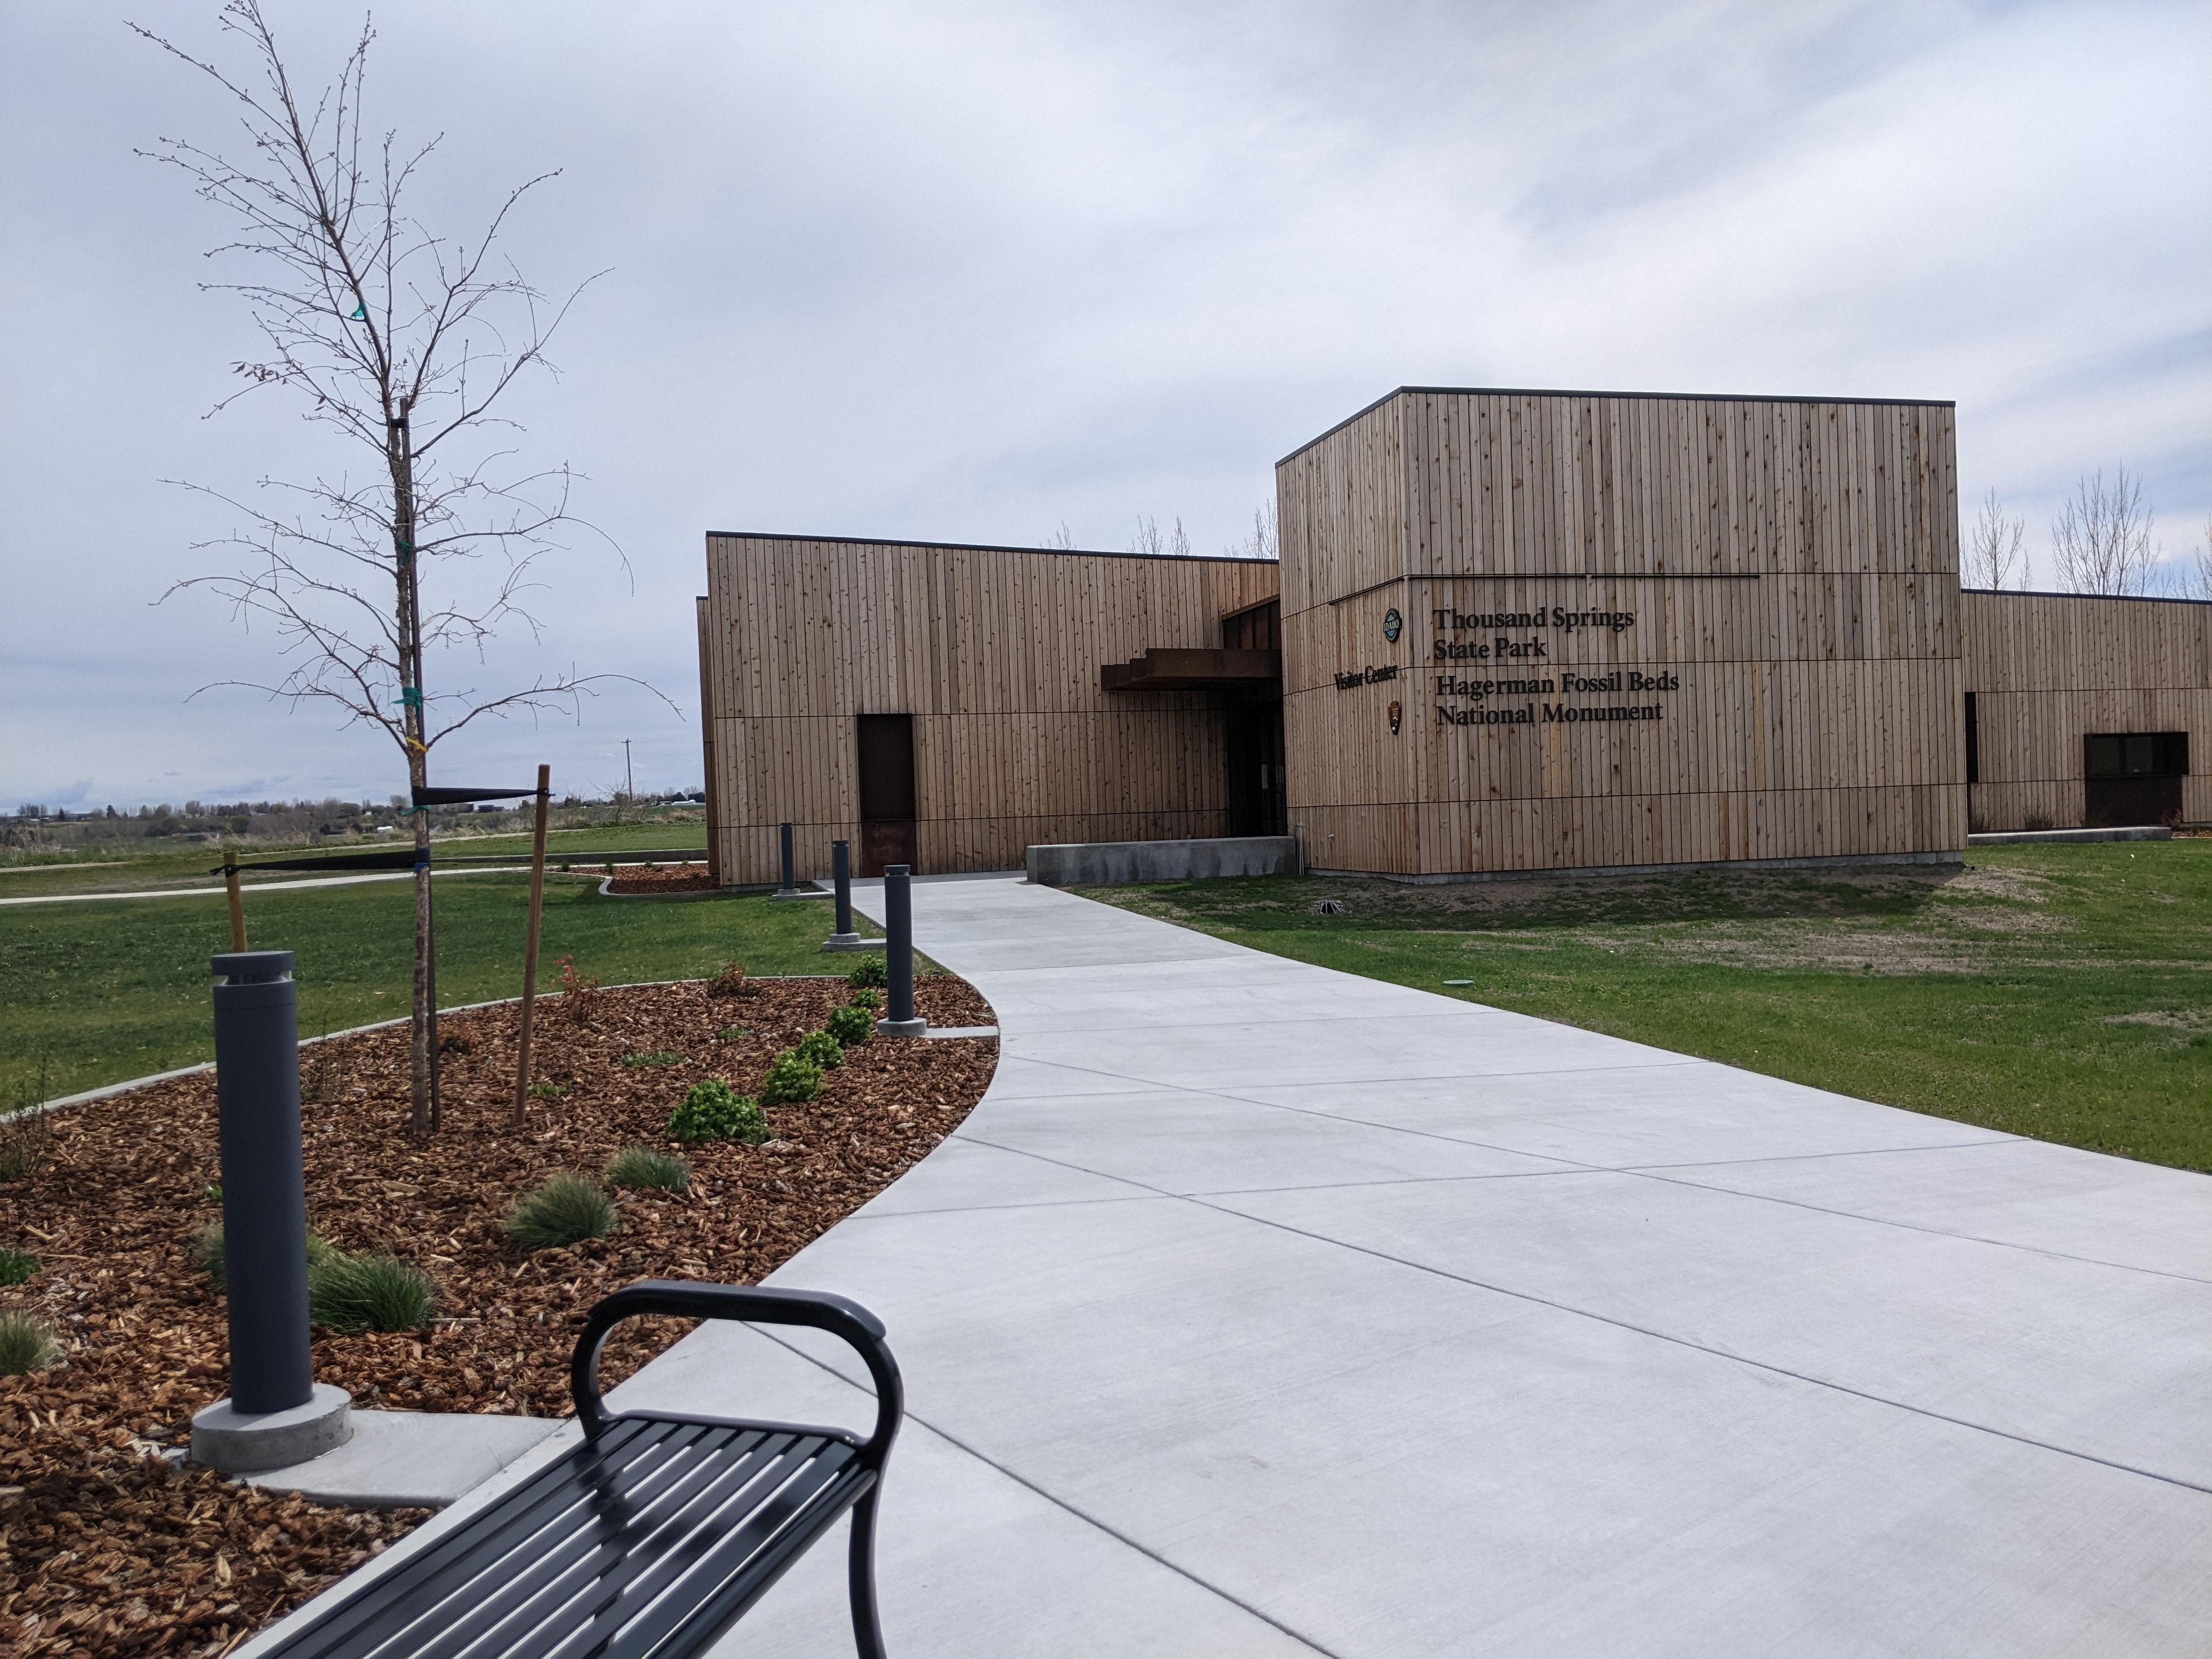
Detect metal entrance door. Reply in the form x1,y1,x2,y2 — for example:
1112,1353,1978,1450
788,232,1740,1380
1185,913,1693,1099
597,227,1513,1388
856,714,917,876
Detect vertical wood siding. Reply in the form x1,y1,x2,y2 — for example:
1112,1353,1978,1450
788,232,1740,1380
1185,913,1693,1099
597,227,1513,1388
1278,391,1966,876
698,537,1279,883
1961,590,2212,830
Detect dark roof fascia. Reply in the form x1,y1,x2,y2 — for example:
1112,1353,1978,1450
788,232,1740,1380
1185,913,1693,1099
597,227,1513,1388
1277,385,1959,468
1962,586,2212,607
704,530,1279,567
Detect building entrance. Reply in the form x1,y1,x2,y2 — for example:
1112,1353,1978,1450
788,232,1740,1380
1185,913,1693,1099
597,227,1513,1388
1226,700,1286,837
856,713,917,874
2084,732,2188,827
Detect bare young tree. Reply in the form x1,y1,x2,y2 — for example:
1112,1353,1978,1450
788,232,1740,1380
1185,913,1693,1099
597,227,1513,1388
2049,464,2158,596
136,2,662,1131
1129,516,1191,558
1965,489,2025,590
1039,522,1076,550
2183,516,2212,601
1224,500,1278,561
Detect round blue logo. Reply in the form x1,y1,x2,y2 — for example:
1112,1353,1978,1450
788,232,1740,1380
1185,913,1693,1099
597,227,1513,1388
1383,606,1403,644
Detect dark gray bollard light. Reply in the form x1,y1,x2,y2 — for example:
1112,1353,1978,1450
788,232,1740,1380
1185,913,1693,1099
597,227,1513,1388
821,838,877,952
190,951,352,1472
771,820,805,900
876,865,926,1037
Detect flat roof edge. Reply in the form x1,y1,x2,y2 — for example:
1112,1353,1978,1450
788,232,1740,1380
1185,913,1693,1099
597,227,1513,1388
704,531,1281,566
1963,586,2212,607
1277,385,1958,468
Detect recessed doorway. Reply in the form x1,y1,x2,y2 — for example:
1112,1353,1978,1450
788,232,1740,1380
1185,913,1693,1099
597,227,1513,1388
856,713,918,875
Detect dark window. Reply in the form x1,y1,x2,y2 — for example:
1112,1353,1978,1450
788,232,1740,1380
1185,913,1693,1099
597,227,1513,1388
1963,692,1978,785
2084,732,2188,778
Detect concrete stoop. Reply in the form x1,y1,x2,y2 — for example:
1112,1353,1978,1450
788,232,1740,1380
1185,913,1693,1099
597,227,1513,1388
243,1409,568,1509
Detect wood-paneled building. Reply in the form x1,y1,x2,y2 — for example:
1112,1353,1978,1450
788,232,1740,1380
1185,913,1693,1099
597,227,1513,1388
1962,590,2210,832
696,387,2205,886
697,534,1278,886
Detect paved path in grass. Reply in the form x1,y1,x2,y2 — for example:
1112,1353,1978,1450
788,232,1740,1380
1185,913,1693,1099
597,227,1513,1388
258,873,2211,1657
0,868,498,905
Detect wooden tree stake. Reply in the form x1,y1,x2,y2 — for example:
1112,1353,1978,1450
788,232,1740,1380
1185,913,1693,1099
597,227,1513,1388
224,859,248,952
512,765,551,1125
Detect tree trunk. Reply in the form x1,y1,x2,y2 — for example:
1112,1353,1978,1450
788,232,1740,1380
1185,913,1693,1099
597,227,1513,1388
392,405,436,1133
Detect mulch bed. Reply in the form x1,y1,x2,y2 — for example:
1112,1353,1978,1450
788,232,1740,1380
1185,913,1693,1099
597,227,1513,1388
0,973,994,1657
602,863,716,895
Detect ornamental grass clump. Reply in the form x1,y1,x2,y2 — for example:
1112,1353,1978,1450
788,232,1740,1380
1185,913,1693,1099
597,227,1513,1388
824,1005,874,1047
504,1174,618,1250
0,1248,39,1285
758,1049,824,1107
666,1080,768,1144
308,1252,438,1333
607,1145,692,1193
0,1311,60,1377
795,1030,844,1071
846,955,887,990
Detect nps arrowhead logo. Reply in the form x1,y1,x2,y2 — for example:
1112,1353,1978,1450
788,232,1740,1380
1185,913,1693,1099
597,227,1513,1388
1383,606,1403,644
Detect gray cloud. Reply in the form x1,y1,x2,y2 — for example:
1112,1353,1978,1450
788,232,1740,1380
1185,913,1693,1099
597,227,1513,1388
2,0,2207,805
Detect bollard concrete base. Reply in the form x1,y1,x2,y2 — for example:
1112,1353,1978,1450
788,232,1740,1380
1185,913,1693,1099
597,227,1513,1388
191,1383,353,1474
874,1017,927,1039
820,933,887,952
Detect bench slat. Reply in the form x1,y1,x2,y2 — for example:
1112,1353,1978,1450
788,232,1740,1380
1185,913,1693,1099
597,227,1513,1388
273,1418,679,1659
592,1447,866,1659
405,1427,796,1659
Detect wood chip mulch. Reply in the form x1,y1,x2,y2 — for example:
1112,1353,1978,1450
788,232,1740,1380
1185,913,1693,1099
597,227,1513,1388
601,864,716,894
0,973,995,1657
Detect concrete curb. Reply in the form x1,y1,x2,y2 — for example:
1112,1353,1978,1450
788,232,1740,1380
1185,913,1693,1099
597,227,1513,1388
1967,825,2174,845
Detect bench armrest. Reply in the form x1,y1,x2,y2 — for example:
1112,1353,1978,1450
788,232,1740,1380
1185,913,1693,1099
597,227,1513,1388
571,1279,902,1462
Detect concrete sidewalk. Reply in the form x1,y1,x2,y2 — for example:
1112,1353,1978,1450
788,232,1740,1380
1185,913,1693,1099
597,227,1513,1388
261,874,2210,1656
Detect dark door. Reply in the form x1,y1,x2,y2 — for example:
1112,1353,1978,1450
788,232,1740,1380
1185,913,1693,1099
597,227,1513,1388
2083,732,2187,828
856,713,917,876
1225,700,1287,838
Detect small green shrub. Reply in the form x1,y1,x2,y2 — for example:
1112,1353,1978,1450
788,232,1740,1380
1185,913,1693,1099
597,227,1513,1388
528,1080,572,1099
846,955,887,989
0,1312,60,1378
758,1049,824,1107
667,1080,768,1144
795,1031,844,1070
308,1253,437,1333
503,1174,618,1250
622,1050,687,1068
607,1146,692,1193
716,1025,751,1040
191,1223,335,1291
849,986,883,1011
0,1248,40,1285
825,1005,874,1047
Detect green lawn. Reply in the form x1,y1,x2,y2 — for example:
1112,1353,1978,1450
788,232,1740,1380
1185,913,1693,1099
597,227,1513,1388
2,877,879,1104
1081,841,2212,1174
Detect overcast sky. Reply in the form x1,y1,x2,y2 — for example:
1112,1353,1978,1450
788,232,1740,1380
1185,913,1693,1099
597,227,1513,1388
2,0,2206,810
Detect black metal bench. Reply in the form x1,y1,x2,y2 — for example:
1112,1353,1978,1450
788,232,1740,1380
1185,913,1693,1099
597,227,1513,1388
262,1280,902,1659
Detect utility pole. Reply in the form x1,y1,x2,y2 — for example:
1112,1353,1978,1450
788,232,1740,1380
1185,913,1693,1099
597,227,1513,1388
623,738,634,804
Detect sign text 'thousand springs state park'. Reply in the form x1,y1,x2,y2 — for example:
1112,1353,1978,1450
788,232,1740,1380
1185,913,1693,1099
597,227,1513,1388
1429,606,1679,729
